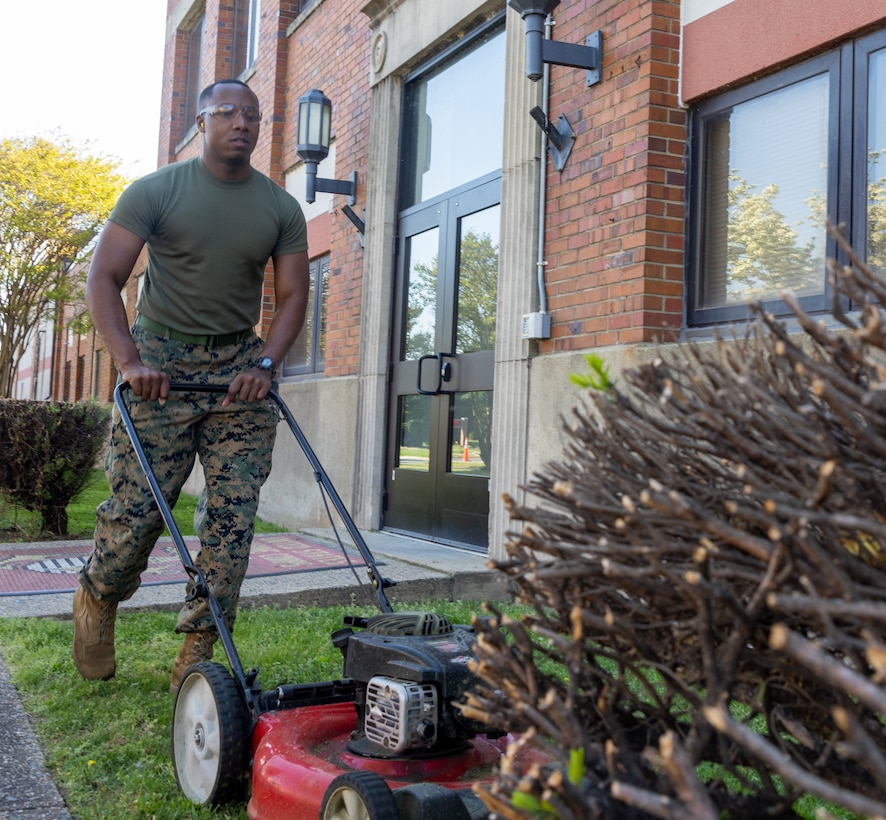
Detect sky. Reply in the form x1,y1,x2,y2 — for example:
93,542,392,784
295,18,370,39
1,0,168,179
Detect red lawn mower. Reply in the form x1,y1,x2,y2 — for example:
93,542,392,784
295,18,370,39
115,383,545,820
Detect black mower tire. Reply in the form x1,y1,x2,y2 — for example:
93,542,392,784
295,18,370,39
171,661,250,806
320,771,400,820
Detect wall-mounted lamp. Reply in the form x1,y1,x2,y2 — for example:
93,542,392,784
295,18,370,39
508,0,603,86
296,89,365,240
529,106,575,171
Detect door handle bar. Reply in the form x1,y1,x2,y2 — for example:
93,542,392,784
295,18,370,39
416,352,456,395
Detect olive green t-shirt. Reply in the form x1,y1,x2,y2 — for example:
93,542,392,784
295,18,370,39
110,157,308,335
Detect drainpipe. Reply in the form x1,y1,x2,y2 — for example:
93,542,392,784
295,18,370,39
536,15,554,319
32,329,42,401
48,307,59,401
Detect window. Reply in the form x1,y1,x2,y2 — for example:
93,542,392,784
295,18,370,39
858,33,886,275
63,360,71,402
183,14,205,125
232,0,260,76
282,254,329,376
688,29,886,326
75,355,85,401
91,351,103,400
295,0,317,14
400,24,505,209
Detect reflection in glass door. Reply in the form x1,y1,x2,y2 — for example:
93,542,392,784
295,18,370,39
384,17,504,549
386,191,500,547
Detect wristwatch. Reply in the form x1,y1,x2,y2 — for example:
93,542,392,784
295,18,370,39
255,356,276,374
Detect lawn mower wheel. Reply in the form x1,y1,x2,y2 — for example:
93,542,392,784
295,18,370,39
171,661,249,805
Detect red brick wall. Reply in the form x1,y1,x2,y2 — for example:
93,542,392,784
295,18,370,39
251,3,301,340
216,1,237,79
540,0,685,352
285,1,370,377
158,0,179,165
158,29,185,163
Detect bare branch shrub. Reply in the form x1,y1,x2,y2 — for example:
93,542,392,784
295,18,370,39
465,227,886,818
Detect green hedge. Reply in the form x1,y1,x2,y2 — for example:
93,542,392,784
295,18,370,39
0,400,110,535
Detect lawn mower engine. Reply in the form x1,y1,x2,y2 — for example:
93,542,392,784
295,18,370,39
332,611,500,759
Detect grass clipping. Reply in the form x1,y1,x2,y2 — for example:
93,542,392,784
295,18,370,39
463,225,886,819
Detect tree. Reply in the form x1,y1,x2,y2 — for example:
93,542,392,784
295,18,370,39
0,135,127,397
868,148,886,274
456,229,499,354
726,175,819,300
405,229,500,356
405,229,499,466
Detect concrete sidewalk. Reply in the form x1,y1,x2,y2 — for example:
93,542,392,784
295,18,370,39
0,529,508,819
0,528,506,617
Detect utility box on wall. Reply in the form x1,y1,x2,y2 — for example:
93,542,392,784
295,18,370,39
522,311,551,340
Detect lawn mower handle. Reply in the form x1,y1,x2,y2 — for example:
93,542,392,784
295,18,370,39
112,381,395,708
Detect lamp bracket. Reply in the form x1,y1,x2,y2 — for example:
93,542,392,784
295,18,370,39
529,106,575,172
313,170,358,206
542,29,602,86
341,204,365,247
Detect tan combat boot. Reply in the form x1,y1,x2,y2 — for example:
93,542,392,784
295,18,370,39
72,584,118,681
170,632,218,693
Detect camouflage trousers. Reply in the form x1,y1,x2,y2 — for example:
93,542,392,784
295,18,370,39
80,325,278,634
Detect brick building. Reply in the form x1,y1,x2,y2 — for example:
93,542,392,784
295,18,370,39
34,0,886,561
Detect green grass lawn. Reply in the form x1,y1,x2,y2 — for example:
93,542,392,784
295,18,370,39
0,600,502,820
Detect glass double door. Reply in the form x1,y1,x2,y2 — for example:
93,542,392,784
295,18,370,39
384,175,500,548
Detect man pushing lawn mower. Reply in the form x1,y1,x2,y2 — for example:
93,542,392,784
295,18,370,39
72,77,310,690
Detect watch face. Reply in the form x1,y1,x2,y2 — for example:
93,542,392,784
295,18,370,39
257,357,275,371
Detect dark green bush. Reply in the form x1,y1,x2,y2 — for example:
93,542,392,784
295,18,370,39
0,400,110,535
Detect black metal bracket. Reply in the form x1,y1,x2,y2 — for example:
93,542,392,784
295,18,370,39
341,203,365,246
313,169,357,205
529,106,576,171
543,30,603,86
